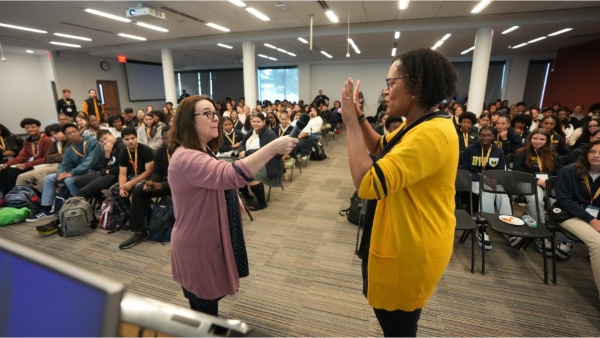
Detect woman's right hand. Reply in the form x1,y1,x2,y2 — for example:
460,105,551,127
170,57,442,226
269,136,298,156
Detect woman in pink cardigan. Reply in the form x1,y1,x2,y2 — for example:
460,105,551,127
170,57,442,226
168,95,297,317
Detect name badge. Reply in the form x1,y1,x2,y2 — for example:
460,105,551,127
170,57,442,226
67,108,72,112
586,205,600,218
536,173,549,181
28,156,34,162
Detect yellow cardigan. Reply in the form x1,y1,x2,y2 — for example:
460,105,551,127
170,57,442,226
358,116,458,311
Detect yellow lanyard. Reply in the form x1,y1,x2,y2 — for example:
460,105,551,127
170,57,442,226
279,125,288,137
30,134,45,156
127,147,139,175
0,136,5,150
248,132,259,146
584,177,600,204
71,140,87,158
167,151,171,164
462,132,469,147
223,130,235,145
481,146,492,171
496,135,503,149
534,149,543,172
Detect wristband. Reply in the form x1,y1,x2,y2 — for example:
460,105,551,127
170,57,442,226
358,114,366,124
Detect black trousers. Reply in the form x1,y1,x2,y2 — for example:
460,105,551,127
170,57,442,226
74,172,115,200
130,181,171,233
1,167,33,195
182,287,222,317
373,307,422,337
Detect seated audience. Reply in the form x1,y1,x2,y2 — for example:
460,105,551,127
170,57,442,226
296,107,323,158
494,115,522,156
75,112,94,137
108,127,154,228
571,118,600,150
266,112,280,131
0,118,52,195
384,116,403,134
557,107,576,140
152,110,168,128
511,113,532,143
555,140,600,298
137,112,163,151
218,117,244,157
373,112,389,135
457,112,479,152
273,112,293,137
27,123,104,223
58,112,70,126
230,111,243,131
15,124,69,193
88,115,101,136
0,123,24,164
105,114,125,138
474,112,491,131
569,129,600,164
540,115,569,156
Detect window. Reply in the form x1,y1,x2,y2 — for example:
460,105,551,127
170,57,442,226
258,67,299,103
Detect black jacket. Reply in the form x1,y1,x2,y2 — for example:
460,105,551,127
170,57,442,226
513,149,562,176
556,164,600,223
494,127,522,156
151,144,170,191
239,127,283,179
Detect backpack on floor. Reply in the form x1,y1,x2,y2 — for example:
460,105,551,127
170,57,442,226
4,185,41,213
147,196,175,243
339,191,362,225
0,207,32,226
52,185,71,213
99,197,119,231
58,197,97,237
309,138,327,161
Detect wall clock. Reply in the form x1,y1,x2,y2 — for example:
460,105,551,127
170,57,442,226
100,61,110,71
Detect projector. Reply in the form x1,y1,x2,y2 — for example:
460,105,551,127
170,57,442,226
126,7,166,20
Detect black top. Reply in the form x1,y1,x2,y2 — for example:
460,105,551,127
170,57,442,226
556,163,600,223
104,138,125,176
494,127,522,156
513,149,562,176
457,129,479,152
550,133,569,156
56,98,77,117
151,144,170,190
569,143,587,164
460,143,507,181
239,127,283,179
117,143,154,177
219,130,244,154
273,124,292,137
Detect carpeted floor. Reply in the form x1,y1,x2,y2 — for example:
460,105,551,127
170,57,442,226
1,129,599,336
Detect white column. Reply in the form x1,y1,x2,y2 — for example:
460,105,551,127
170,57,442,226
467,27,493,117
161,48,177,104
242,41,257,109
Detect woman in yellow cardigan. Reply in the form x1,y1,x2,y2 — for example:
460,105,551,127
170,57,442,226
340,49,458,337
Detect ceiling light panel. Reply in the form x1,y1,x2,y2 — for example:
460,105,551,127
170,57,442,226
118,33,147,41
50,41,81,48
501,26,519,35
394,31,400,39
320,50,332,58
228,0,246,7
26,50,34,54
136,22,169,32
512,42,528,49
548,28,573,36
264,43,277,49
471,0,493,14
217,43,233,49
0,22,47,34
246,7,270,21
84,9,131,23
206,22,230,32
325,10,339,23
399,0,409,10
53,33,92,41
298,37,308,44
391,47,397,56
528,36,546,43
461,46,475,55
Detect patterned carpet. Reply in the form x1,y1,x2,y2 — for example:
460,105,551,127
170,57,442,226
1,129,599,336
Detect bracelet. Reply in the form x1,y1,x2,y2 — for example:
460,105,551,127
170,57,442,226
357,114,366,124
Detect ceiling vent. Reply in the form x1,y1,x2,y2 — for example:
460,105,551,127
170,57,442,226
160,6,205,23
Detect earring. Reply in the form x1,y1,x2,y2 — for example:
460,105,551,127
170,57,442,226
411,95,416,101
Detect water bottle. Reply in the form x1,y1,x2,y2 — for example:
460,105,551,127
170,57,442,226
522,214,537,228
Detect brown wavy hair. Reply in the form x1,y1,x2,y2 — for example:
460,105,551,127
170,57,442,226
168,95,222,155
576,140,600,182
515,128,556,174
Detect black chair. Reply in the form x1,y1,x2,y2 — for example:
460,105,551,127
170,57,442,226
480,170,554,283
545,176,583,284
506,153,515,170
455,169,478,273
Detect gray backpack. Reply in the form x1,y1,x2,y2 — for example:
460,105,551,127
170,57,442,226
58,197,97,237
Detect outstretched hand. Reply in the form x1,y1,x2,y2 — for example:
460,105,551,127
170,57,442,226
340,78,362,124
271,136,299,156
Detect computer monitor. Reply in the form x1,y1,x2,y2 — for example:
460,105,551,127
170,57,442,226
0,236,125,337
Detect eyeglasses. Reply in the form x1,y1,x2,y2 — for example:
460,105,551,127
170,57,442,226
385,77,404,90
589,125,599,129
194,111,218,120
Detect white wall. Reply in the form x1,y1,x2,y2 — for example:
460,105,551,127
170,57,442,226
309,61,390,116
52,52,166,114
0,52,56,132
502,55,530,105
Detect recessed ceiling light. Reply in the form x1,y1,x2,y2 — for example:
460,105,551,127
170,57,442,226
217,43,233,49
246,7,270,21
320,50,333,58
118,33,147,41
394,31,400,39
548,28,573,36
0,22,47,34
26,50,34,54
325,10,339,24
287,52,296,57
471,0,493,14
512,42,528,49
268,57,277,61
298,37,308,44
461,46,475,55
528,36,546,44
54,33,92,41
347,38,355,46
276,48,288,53
206,23,230,33
136,22,169,33
391,47,397,56
264,43,277,49
228,0,246,7
258,54,268,58
441,33,451,41
50,41,81,48
398,0,409,10
84,8,131,23
501,26,519,35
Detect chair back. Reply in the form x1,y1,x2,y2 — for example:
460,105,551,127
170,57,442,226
455,169,474,215
546,176,558,200
506,153,515,170
479,170,537,196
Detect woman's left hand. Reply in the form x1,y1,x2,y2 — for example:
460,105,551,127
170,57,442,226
340,78,362,124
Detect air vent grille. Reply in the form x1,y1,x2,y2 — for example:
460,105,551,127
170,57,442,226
160,6,205,23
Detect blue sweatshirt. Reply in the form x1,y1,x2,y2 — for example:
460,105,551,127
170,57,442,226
57,136,104,176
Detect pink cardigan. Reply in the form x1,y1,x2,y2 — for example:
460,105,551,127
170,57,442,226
168,147,251,299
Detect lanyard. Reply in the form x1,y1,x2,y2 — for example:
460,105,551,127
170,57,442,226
584,177,600,204
481,146,492,171
534,149,543,172
71,140,87,158
30,134,45,157
496,134,503,149
57,141,63,155
248,132,259,147
279,125,288,137
223,130,236,144
462,132,469,147
127,147,139,175
0,136,5,150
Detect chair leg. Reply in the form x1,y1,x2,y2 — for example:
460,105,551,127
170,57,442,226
542,237,549,284
480,225,486,275
471,229,475,273
267,185,272,202
551,232,557,285
289,164,294,182
239,194,253,221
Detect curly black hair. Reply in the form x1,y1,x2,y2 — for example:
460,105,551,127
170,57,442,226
108,114,125,127
20,118,41,128
458,111,477,125
511,113,532,129
394,48,457,109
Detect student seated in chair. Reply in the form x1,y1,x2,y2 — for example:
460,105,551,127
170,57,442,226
108,127,154,230
119,127,171,250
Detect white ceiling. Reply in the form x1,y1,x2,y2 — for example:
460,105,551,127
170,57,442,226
1,1,599,69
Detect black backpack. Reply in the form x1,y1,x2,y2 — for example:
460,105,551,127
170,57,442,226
309,139,327,161
4,185,41,213
340,191,362,225
147,196,175,243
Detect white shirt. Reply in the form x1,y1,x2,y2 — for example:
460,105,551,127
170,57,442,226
301,116,323,135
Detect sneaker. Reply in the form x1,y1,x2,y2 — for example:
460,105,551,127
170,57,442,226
26,210,56,223
119,232,149,250
536,238,553,257
509,236,524,247
476,231,492,250
555,241,574,259
282,173,289,180
36,219,59,235
301,155,308,161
